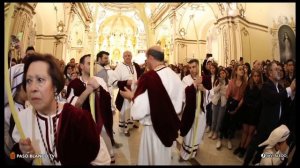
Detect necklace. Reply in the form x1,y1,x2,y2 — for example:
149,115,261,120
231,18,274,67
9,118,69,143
36,101,59,164
154,64,165,71
124,63,134,74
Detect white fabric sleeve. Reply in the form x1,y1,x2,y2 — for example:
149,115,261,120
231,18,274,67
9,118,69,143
286,87,294,100
173,78,185,114
131,90,150,121
109,65,122,88
66,88,78,106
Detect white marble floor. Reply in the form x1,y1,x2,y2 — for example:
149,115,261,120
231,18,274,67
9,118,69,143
111,110,192,165
111,109,244,165
110,88,244,165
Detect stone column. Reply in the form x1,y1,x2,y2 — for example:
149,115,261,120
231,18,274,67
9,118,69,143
168,9,176,64
9,3,36,59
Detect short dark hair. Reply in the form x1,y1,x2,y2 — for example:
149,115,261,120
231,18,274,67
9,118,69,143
22,53,65,94
188,59,199,65
285,59,294,65
26,46,35,52
206,53,212,58
79,54,91,64
11,58,17,63
96,51,109,62
146,49,164,61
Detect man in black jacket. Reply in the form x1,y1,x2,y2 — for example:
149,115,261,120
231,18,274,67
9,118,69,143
243,61,295,165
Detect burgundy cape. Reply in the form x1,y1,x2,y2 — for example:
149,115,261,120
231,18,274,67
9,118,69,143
66,78,90,111
56,103,100,165
180,84,197,137
11,103,100,165
95,87,113,139
132,70,180,147
66,78,113,138
115,62,142,111
180,75,212,137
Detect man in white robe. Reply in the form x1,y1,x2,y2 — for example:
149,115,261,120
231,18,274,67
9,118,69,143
180,59,212,161
120,46,184,165
109,51,142,136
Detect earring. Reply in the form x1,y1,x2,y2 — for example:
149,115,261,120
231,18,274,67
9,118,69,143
54,91,58,101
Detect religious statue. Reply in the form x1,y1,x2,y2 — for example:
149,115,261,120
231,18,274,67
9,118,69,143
282,32,292,62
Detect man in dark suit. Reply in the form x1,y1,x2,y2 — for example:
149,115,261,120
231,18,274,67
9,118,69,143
243,61,295,165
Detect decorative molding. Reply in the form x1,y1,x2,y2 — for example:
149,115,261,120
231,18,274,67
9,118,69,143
270,16,296,38
73,3,91,27
217,3,226,16
152,3,181,27
175,38,206,44
36,34,67,39
152,4,182,30
215,15,268,33
79,3,93,22
240,27,249,36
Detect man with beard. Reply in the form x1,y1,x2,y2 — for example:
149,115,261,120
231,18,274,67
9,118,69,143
243,61,295,165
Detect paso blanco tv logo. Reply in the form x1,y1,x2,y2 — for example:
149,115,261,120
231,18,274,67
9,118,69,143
15,153,55,159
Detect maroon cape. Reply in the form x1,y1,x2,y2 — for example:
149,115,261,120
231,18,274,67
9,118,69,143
66,78,90,111
132,70,180,147
180,84,197,137
11,104,100,165
180,75,212,137
66,78,113,138
95,87,113,139
56,103,100,165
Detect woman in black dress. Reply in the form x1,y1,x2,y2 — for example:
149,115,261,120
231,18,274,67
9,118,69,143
234,69,263,158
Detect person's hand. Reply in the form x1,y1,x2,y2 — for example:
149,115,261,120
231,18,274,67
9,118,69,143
193,76,202,90
120,87,134,100
85,83,94,95
19,138,35,155
219,78,224,85
290,79,296,92
61,89,66,99
127,80,133,86
87,77,100,90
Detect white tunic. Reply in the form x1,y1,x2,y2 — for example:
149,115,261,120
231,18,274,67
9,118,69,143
109,62,138,109
131,67,184,165
12,105,110,165
106,67,116,112
4,102,26,156
109,63,138,131
180,74,206,160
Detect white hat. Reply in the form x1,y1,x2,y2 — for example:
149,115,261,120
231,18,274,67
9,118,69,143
206,57,214,64
258,125,290,149
4,64,24,105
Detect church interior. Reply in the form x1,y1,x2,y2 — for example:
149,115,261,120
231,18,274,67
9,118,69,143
4,3,296,165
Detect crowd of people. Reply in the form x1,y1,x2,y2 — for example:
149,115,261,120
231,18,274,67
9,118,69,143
4,45,296,166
